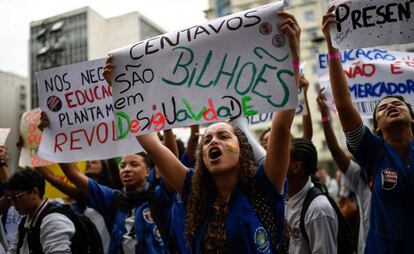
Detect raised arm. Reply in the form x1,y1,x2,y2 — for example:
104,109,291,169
163,129,179,158
186,125,200,165
322,7,362,132
36,166,83,199
265,12,300,193
317,89,350,172
59,162,90,197
300,75,313,140
136,133,188,196
38,111,90,196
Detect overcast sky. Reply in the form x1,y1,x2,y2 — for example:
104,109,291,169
0,0,208,77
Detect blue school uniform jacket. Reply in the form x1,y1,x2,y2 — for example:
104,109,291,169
87,178,170,254
181,162,285,253
350,126,414,253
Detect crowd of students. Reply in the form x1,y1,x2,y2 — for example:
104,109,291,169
0,8,413,254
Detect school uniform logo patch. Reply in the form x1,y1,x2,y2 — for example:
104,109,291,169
381,168,398,190
291,227,302,244
254,227,271,253
152,226,164,245
143,207,154,223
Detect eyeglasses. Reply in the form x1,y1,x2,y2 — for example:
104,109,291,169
8,190,31,203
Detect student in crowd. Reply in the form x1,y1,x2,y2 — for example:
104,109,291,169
315,167,338,198
316,88,371,253
322,7,414,253
285,138,338,253
36,164,111,254
5,169,75,254
59,152,170,254
104,11,300,252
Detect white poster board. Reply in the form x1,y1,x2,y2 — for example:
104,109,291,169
317,48,414,118
18,108,53,167
0,128,10,145
36,59,142,163
110,1,298,139
330,0,414,49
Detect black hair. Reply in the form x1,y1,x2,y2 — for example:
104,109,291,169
290,138,318,176
136,152,153,169
85,160,113,188
5,168,45,198
373,95,414,136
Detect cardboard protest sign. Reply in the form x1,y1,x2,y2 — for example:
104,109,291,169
36,59,142,163
0,128,11,145
19,108,53,167
109,1,298,139
317,48,414,118
43,162,86,199
330,0,414,49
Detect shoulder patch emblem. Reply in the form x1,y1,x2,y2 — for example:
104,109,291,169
143,207,154,223
381,168,398,190
254,226,271,253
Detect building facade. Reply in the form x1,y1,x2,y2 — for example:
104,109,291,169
29,7,165,108
0,71,28,172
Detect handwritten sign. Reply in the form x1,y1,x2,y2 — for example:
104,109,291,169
43,162,86,199
330,0,414,49
109,1,298,139
19,108,53,167
0,128,11,145
36,59,142,163
317,48,414,118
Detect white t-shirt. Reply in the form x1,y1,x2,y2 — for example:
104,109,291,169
325,175,339,199
122,209,137,253
286,178,338,254
344,160,371,254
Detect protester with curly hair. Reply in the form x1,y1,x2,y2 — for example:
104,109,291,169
104,11,301,253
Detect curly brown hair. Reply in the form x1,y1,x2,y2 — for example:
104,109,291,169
184,122,259,243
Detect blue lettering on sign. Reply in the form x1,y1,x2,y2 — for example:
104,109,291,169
350,79,414,99
247,112,274,125
319,49,397,70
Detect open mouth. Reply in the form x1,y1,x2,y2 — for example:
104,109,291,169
386,108,399,117
122,174,132,182
209,147,222,160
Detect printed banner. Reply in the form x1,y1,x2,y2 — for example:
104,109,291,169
317,48,414,118
0,128,11,145
19,108,53,167
110,1,298,139
330,0,414,49
247,86,307,125
36,59,142,163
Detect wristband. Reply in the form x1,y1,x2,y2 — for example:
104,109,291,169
322,115,331,123
292,60,300,70
328,53,341,60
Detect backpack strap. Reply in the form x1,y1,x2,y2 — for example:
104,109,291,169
299,186,323,245
16,217,27,253
17,202,53,254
